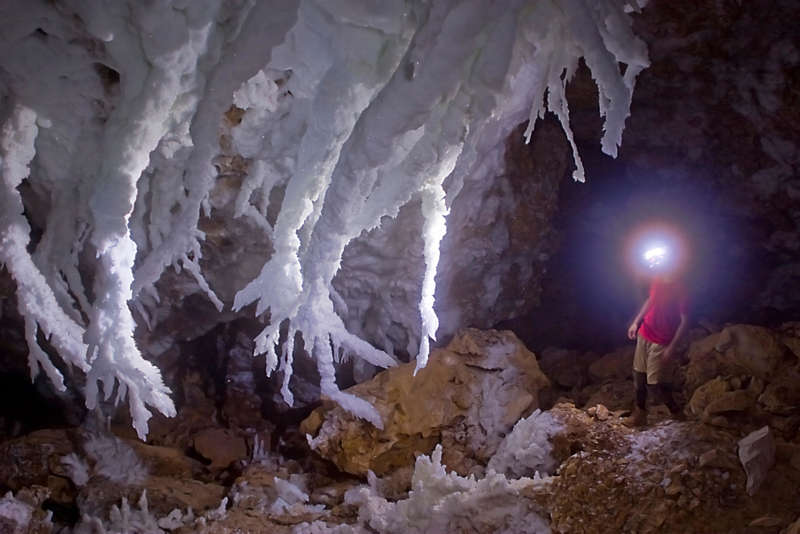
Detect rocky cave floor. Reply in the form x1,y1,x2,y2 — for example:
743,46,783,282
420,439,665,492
1,322,800,533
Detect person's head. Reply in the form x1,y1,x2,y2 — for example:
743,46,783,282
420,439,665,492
644,245,677,279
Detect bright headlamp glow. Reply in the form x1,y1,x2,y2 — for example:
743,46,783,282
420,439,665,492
644,246,667,261
625,222,689,278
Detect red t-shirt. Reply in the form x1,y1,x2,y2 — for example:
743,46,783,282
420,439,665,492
639,278,689,346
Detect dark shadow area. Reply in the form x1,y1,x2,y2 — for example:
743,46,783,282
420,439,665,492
498,134,778,354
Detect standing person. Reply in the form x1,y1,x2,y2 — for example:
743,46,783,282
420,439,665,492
623,245,689,427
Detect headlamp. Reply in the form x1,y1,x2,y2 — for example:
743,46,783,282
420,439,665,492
644,246,668,268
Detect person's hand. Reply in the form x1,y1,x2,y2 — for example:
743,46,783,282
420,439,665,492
628,322,639,340
663,346,676,361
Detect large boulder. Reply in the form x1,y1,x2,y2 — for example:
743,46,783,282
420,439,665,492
588,346,635,384
684,325,790,395
582,381,635,412
301,329,550,478
686,376,757,419
738,426,776,497
0,430,76,493
545,404,800,534
539,348,600,389
757,366,800,415
686,377,731,417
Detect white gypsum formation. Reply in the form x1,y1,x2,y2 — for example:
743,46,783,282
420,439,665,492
0,0,648,434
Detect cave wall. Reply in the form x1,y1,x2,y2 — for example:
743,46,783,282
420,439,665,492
506,0,800,353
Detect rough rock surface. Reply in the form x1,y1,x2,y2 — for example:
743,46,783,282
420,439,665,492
0,429,76,493
302,329,550,479
758,366,800,414
687,377,731,417
192,428,248,473
0,488,54,534
581,381,635,412
538,348,600,390
1,326,800,532
738,426,776,497
546,404,800,534
588,346,635,384
684,325,791,395
705,389,756,416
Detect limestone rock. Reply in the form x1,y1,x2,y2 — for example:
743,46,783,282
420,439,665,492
738,426,776,496
791,451,800,471
309,480,361,507
778,323,800,361
0,429,75,492
776,442,800,461
749,516,784,527
704,390,756,415
546,404,763,534
538,347,598,389
684,325,788,395
748,376,766,396
582,381,635,411
77,477,225,521
0,490,53,534
758,367,800,414
786,517,800,534
588,346,635,384
192,428,248,471
686,377,730,417
698,448,738,470
303,329,549,477
220,328,269,430
126,440,193,479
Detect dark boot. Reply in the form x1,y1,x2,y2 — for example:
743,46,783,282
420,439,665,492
622,407,648,427
649,382,684,420
623,371,649,427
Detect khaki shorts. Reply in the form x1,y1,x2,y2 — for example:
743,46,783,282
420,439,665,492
633,334,672,385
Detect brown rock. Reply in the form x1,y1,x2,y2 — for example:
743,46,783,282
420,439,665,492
698,449,717,467
45,475,74,506
758,367,800,414
748,376,766,396
583,381,635,411
705,390,756,414
785,517,800,534
687,377,730,417
77,477,225,520
0,491,53,534
303,329,548,477
775,442,800,461
538,347,598,389
309,480,362,507
738,426,776,496
783,336,800,361
748,516,784,527
192,428,248,471
0,429,75,492
144,392,217,450
665,475,682,496
588,346,635,384
144,477,226,516
791,452,800,471
126,440,193,479
698,448,738,470
710,415,729,427
684,325,788,395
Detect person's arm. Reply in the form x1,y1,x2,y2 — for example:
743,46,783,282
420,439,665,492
628,297,652,340
663,313,689,360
